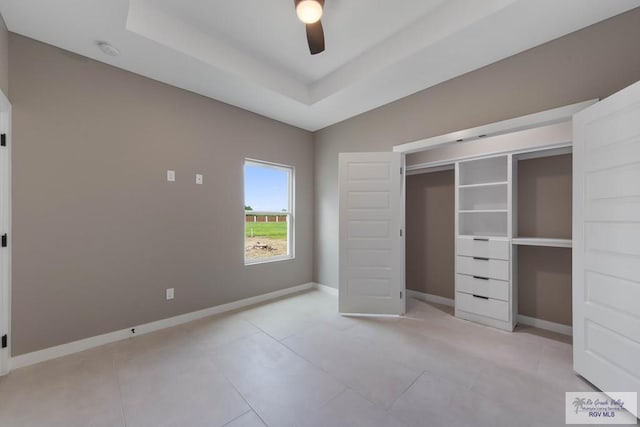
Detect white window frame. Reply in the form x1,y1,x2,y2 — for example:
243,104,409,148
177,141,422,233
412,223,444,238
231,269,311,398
244,159,295,265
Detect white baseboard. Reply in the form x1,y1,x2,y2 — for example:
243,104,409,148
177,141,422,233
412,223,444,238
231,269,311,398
407,290,455,307
517,314,572,336
313,283,338,296
407,291,571,336
10,282,314,370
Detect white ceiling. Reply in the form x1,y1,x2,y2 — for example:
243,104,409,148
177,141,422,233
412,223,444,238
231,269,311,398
1,0,637,131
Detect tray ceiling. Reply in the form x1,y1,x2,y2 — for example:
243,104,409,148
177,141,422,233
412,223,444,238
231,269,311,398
0,0,637,130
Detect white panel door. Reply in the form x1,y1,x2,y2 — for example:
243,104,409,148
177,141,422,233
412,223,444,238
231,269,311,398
573,80,640,415
338,152,404,315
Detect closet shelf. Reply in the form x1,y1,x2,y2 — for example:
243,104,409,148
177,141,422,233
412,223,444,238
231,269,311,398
459,209,508,213
511,237,572,248
458,181,508,189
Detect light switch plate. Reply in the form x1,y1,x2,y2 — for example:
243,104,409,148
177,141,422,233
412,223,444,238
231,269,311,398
195,174,203,185
166,288,174,300
167,170,176,182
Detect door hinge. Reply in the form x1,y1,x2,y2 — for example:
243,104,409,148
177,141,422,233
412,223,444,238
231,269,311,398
400,291,403,299
1,234,6,248
400,229,403,237
0,133,5,147
400,167,403,175
1,335,6,349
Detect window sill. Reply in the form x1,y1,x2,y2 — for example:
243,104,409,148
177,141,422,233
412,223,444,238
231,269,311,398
244,255,294,266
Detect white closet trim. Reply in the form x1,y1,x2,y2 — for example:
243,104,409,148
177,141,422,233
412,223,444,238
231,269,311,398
407,139,572,174
393,99,597,154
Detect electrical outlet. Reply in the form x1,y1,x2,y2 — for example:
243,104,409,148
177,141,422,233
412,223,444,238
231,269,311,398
166,288,174,300
195,174,203,185
167,170,175,182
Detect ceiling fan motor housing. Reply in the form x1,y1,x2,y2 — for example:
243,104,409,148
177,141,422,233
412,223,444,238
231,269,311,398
294,0,326,55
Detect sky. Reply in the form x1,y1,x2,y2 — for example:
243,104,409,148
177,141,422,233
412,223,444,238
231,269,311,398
244,163,289,212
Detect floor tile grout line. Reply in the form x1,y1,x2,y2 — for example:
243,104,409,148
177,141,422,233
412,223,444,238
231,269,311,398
110,349,129,427
208,350,271,427
239,315,290,344
201,329,264,355
281,320,425,412
278,332,391,410
209,326,350,426
387,369,425,411
224,381,270,427
198,307,349,424
217,317,361,417
279,320,431,410
220,409,253,427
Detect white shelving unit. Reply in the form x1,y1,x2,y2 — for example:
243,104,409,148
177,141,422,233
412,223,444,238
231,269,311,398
455,155,515,331
511,237,572,248
458,181,509,189
457,156,510,239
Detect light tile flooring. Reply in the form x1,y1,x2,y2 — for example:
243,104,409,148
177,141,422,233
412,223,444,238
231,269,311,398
0,290,597,427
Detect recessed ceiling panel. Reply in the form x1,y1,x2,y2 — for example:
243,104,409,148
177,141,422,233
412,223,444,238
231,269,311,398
149,0,447,83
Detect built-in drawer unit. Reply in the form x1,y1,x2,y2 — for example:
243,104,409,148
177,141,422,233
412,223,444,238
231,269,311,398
456,256,509,281
456,237,509,260
456,274,509,301
455,291,510,322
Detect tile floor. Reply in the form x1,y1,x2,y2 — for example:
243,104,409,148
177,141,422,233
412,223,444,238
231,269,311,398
0,290,597,427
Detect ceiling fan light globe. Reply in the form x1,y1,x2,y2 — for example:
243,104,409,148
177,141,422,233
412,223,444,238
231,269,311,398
296,0,323,24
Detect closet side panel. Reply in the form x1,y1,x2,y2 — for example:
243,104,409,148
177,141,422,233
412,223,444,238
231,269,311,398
406,170,455,299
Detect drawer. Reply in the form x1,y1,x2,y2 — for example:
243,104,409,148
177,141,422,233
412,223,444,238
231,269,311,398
456,256,509,281
456,274,509,301
456,237,509,260
456,291,509,322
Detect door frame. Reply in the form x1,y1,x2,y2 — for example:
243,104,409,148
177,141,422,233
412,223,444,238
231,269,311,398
0,88,11,376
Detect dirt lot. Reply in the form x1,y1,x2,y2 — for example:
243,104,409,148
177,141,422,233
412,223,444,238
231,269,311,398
245,237,287,259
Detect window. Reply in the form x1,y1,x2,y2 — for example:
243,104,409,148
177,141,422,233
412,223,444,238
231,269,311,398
244,159,294,264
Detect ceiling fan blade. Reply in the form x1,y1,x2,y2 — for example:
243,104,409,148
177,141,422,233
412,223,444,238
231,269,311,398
306,20,325,55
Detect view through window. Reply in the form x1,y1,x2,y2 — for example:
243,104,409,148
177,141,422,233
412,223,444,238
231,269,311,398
244,160,293,263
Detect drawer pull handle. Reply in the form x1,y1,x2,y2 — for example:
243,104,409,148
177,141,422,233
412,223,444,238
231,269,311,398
473,276,489,281
473,257,489,261
473,238,489,242
473,294,489,300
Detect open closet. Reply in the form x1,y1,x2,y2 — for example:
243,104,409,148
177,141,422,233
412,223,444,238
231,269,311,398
512,150,573,333
339,80,640,408
405,167,455,305
404,127,574,335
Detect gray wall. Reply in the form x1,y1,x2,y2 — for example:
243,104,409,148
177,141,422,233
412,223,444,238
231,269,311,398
314,7,640,289
405,170,454,299
10,34,314,356
518,246,572,326
517,154,572,240
0,13,7,96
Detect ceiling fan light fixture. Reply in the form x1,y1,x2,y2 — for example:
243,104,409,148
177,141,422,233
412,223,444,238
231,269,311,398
296,0,323,24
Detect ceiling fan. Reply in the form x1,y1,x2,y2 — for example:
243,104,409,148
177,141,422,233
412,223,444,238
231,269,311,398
294,0,325,55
